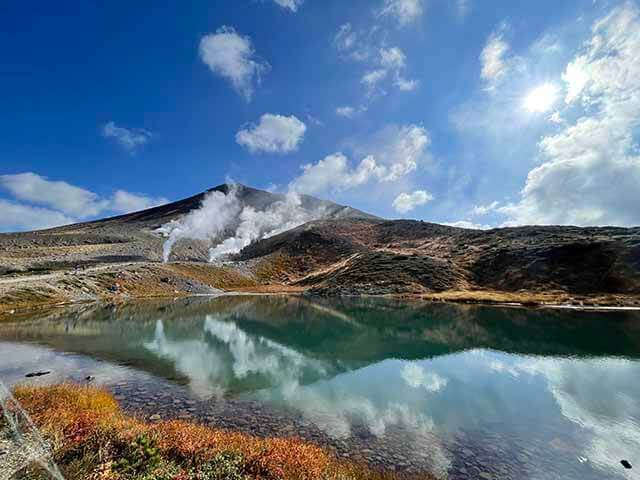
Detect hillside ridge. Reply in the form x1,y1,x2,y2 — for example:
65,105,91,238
1,185,639,313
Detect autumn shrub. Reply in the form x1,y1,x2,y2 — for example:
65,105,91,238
9,383,432,480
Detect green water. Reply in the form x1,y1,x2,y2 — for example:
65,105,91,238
0,295,639,479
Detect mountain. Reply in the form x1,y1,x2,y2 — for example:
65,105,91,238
0,184,639,313
238,218,640,299
0,184,377,270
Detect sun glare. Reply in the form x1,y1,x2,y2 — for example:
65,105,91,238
523,83,558,113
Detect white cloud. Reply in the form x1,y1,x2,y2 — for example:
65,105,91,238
101,121,152,153
334,23,358,51
395,76,419,91
361,69,388,95
379,0,424,26
336,106,356,118
471,201,499,216
334,27,418,95
480,30,510,86
272,0,303,12
0,172,106,217
289,153,385,195
108,190,168,214
392,190,433,213
199,26,269,101
362,124,431,181
0,172,168,231
0,200,74,232
289,124,431,195
333,23,375,63
548,111,564,124
367,47,419,95
441,220,491,230
236,114,306,154
379,47,406,70
501,3,640,226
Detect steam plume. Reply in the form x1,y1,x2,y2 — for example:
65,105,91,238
159,184,324,263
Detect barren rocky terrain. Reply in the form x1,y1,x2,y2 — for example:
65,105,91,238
1,183,639,314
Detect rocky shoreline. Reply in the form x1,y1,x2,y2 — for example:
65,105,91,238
98,377,599,480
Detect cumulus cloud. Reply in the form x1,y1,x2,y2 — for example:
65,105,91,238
199,26,269,101
392,190,433,213
0,200,75,232
236,114,306,154
0,172,107,217
379,0,424,26
501,3,640,226
471,201,499,216
272,0,303,12
362,124,431,181
289,124,430,195
289,154,383,195
480,30,510,86
101,121,152,153
108,190,168,214
0,172,167,231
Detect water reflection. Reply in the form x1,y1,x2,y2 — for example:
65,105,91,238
144,315,331,399
1,296,639,479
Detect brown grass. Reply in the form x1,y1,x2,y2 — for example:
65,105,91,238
416,289,640,308
254,254,297,284
9,384,430,480
164,263,258,290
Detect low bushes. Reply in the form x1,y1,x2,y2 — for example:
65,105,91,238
8,384,425,480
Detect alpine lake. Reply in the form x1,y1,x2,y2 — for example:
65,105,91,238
1,295,639,480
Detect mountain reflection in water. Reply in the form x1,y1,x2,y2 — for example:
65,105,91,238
1,295,639,479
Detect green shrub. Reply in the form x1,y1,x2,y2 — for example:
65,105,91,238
115,434,162,475
195,451,249,480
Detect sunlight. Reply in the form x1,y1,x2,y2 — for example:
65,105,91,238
523,83,558,113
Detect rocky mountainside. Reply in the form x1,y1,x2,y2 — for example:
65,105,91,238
1,184,639,312
239,218,640,299
0,184,376,273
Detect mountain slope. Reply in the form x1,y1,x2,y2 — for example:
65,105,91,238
0,184,377,271
238,218,640,298
1,184,639,312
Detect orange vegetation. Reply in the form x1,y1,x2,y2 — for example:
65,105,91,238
10,383,431,480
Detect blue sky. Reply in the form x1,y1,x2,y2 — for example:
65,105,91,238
1,0,639,232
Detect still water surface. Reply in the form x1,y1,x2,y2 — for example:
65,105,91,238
0,295,639,479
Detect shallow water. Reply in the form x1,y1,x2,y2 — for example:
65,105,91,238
1,295,639,479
